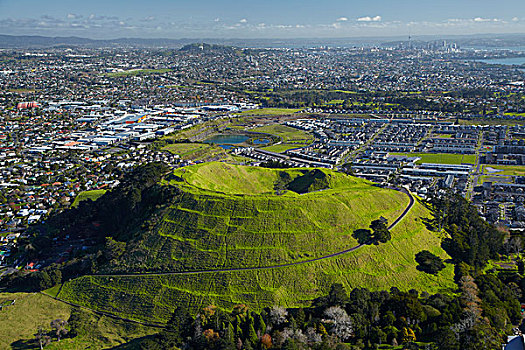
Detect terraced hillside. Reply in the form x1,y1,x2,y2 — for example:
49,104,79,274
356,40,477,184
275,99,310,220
117,163,410,272
55,163,455,323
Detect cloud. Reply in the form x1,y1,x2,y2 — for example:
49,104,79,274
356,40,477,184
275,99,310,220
1,12,524,39
357,15,382,22
473,17,501,22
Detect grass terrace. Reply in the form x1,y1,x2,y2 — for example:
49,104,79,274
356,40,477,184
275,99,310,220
56,163,455,322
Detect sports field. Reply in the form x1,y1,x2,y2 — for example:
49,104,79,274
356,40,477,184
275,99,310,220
390,152,476,165
235,108,303,116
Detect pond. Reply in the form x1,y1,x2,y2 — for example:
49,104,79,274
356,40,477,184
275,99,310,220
204,134,250,145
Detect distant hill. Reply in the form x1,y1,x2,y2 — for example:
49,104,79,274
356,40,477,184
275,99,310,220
0,34,391,49
2,33,523,49
53,162,454,323
0,34,193,48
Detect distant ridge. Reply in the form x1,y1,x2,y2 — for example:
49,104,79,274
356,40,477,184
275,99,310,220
0,33,524,49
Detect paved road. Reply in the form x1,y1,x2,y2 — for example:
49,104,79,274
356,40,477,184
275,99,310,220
90,188,415,278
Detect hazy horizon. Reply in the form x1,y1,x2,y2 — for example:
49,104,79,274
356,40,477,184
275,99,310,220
0,0,524,39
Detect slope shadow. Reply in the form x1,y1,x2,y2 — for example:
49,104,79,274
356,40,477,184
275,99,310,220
11,338,39,350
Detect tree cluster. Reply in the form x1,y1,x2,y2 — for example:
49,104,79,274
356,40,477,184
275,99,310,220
429,194,504,268
1,162,180,292
369,218,392,244
415,250,445,275
133,278,519,350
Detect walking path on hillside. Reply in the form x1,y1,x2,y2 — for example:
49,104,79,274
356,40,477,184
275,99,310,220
47,188,415,325
88,188,415,278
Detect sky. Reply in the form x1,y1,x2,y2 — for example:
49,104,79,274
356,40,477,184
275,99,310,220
0,0,524,39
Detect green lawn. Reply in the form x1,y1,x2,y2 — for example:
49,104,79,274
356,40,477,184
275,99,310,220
483,164,525,176
326,99,344,105
105,69,172,77
0,292,71,349
261,143,306,153
44,307,158,350
390,152,476,165
57,163,455,322
329,90,357,94
163,143,212,157
234,108,303,116
250,124,314,144
0,291,157,350
162,142,232,162
459,118,525,126
71,190,107,208
8,88,36,93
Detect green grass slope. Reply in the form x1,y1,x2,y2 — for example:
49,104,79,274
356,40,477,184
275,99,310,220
57,162,455,323
124,163,409,272
0,292,157,349
0,292,71,349
71,189,107,208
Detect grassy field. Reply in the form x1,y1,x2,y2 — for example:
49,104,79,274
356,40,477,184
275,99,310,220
459,118,525,126
162,142,225,160
483,164,525,176
390,152,476,165
105,69,172,77
43,308,157,350
235,108,303,116
71,190,107,208
250,124,313,152
0,292,71,349
8,88,36,93
57,163,455,322
162,142,249,163
251,124,313,143
0,292,157,349
329,90,357,94
261,143,304,153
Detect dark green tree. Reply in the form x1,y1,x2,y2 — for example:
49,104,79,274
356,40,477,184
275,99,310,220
370,218,391,243
415,250,446,274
